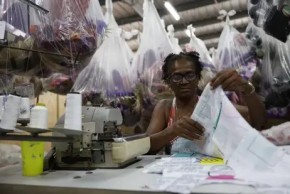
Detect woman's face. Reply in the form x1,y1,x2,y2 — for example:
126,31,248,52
167,58,199,99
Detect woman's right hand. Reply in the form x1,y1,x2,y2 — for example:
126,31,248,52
170,116,205,141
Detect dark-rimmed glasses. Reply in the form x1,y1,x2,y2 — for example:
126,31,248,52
168,72,197,83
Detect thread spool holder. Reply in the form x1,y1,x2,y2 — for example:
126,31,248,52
0,126,74,142
17,118,31,127
16,126,52,135
51,127,83,136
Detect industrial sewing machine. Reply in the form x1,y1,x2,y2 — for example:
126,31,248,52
48,106,150,170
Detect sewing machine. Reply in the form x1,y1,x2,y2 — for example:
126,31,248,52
49,106,150,170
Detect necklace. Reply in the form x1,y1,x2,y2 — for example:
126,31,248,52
175,109,192,121
174,96,198,122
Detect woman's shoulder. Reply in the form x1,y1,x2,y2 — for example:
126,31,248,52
155,98,174,115
156,98,173,107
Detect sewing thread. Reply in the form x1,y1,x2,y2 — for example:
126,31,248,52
18,97,31,120
0,95,21,130
29,103,48,129
0,95,4,120
64,92,82,131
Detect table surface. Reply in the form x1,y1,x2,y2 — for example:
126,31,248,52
0,156,258,194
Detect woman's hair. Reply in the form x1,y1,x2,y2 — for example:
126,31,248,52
162,51,202,81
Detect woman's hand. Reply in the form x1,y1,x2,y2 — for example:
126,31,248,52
210,69,255,95
170,116,205,141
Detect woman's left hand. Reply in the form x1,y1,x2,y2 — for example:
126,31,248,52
210,69,254,95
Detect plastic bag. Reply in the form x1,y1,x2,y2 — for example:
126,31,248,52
248,0,290,42
130,0,174,96
0,74,14,94
0,0,37,76
215,10,259,80
29,0,106,78
246,23,290,111
184,25,213,65
129,0,174,131
209,47,219,65
120,30,136,66
130,0,174,84
0,143,21,168
72,0,132,99
0,0,99,77
184,25,216,90
167,25,182,54
0,1,43,75
30,0,106,56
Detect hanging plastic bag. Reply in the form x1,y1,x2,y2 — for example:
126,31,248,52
130,0,174,98
0,0,97,77
72,0,132,100
248,0,290,42
245,23,290,113
131,0,174,84
0,73,14,95
30,0,106,56
1,0,29,33
0,0,38,75
0,1,42,76
167,25,182,54
209,48,218,63
29,0,106,78
215,10,259,80
129,0,174,131
246,23,290,100
120,29,137,66
184,25,213,65
184,25,215,90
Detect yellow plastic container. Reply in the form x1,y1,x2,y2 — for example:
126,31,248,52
21,141,44,176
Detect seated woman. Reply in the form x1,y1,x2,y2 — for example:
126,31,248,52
146,52,267,155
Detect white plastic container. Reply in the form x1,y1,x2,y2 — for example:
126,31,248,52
29,103,48,129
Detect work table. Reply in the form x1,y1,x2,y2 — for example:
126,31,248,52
0,156,257,194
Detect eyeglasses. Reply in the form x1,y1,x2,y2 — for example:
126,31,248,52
168,72,197,83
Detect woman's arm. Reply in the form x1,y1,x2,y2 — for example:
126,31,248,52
211,69,267,130
234,104,250,122
146,100,176,154
146,100,205,154
240,92,267,130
